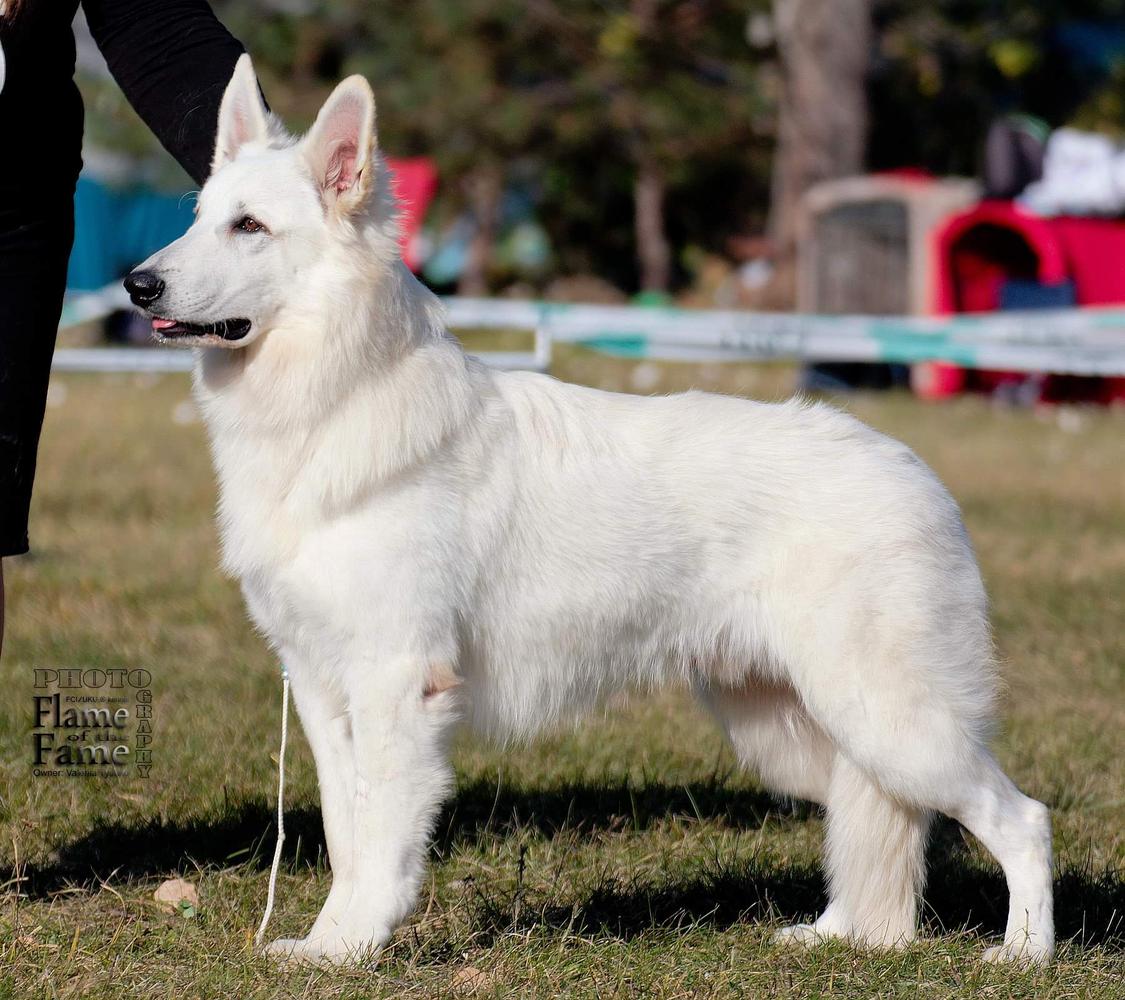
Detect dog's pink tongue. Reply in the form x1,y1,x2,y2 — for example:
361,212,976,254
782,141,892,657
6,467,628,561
151,318,176,331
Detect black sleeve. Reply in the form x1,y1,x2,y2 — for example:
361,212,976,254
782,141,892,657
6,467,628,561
83,0,248,186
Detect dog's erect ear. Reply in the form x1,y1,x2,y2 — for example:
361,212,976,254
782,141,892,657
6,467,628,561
302,75,377,216
211,54,270,175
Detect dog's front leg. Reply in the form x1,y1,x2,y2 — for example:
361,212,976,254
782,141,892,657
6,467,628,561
271,652,356,945
274,656,459,964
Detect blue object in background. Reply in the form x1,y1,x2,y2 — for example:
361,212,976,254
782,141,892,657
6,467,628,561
67,175,194,292
1053,21,1125,76
998,278,1077,311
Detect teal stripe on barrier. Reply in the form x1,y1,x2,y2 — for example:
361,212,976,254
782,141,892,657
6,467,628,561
579,336,649,358
870,336,980,368
58,289,1125,376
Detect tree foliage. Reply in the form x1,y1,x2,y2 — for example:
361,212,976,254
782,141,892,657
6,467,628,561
77,0,1125,294
869,0,1125,173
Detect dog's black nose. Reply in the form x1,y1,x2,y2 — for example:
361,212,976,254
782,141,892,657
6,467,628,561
124,270,165,306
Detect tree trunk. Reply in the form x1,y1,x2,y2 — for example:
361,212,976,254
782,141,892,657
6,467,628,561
458,164,503,297
768,0,872,303
634,157,671,293
628,0,670,294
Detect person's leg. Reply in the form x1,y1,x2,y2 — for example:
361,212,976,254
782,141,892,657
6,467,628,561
0,11,84,660
0,198,76,664
0,196,76,554
0,197,77,664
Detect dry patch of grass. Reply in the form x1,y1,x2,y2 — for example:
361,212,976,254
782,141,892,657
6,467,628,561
1,368,1122,998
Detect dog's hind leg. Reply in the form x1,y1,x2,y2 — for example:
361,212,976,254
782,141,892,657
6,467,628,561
775,756,930,949
942,751,1054,964
705,677,929,947
783,662,1052,961
701,678,834,805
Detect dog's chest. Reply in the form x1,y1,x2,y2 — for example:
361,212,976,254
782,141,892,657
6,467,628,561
231,477,468,662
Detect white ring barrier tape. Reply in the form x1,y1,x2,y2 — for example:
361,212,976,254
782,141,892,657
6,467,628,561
56,286,1125,377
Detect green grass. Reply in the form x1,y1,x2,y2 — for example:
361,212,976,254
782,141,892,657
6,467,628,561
1,358,1122,998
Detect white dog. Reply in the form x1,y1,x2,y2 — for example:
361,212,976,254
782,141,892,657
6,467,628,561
125,56,1054,965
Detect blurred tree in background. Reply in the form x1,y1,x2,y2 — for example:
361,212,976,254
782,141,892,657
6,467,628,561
557,1,768,292
869,0,1125,173
768,0,870,303
211,0,773,295
78,0,1125,300
338,1,576,294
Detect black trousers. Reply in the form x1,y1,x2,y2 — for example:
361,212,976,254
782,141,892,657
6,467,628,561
0,0,244,556
0,193,77,557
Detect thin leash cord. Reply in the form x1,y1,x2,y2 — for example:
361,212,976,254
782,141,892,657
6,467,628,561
254,664,290,948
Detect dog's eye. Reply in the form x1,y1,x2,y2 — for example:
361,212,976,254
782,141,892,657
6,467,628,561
233,215,267,235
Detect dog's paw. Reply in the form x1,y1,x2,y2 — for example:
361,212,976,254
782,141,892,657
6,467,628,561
773,923,828,948
264,937,335,968
263,933,385,967
983,939,1053,966
773,905,852,950
263,937,304,962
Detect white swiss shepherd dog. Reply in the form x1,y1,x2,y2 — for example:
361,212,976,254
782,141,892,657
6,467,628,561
126,56,1054,966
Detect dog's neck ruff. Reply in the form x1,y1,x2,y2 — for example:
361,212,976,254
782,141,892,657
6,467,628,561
195,272,486,579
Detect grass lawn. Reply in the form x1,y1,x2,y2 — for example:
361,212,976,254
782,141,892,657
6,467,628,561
1,354,1122,998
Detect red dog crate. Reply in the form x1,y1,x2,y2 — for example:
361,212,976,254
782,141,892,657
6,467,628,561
917,200,1125,403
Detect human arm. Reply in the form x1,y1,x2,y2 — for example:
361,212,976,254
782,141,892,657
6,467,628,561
83,0,252,186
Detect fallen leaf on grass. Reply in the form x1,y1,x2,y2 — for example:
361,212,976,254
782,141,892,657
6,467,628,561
452,966,495,993
153,878,200,917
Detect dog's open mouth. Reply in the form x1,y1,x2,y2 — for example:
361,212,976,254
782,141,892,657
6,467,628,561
151,317,252,342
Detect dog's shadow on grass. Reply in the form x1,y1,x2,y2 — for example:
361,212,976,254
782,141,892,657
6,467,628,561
5,778,1122,952
449,815,1124,952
